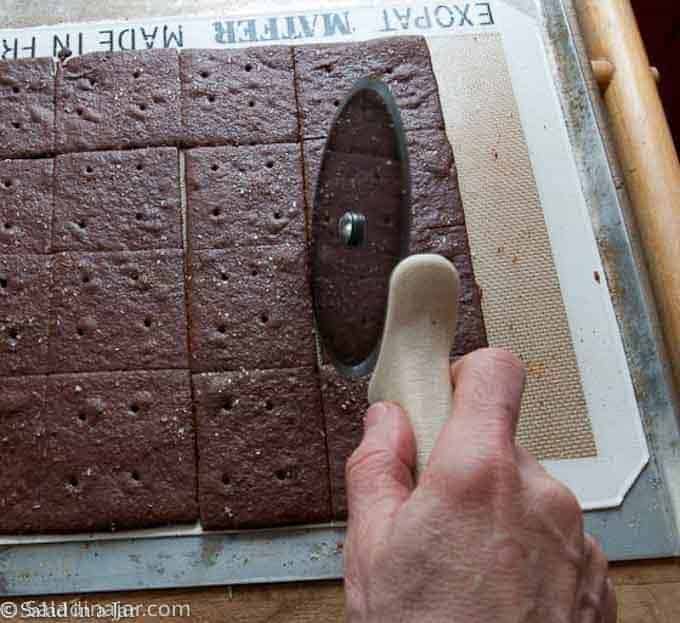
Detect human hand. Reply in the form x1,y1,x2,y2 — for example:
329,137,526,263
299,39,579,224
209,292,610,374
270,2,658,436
344,348,616,623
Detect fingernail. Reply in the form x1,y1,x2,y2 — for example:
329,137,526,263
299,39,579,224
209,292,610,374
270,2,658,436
364,402,388,430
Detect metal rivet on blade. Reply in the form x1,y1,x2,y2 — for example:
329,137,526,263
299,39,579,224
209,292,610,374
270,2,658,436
338,212,366,247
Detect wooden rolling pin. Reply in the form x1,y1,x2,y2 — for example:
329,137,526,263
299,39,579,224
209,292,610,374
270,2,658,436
575,0,680,389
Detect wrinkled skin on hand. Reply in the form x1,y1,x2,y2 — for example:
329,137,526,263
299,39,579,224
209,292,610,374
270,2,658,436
345,348,616,623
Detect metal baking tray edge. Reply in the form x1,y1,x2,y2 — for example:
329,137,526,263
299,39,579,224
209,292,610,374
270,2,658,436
543,0,680,561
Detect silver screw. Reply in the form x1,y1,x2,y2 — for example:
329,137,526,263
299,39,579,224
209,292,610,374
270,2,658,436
338,212,366,247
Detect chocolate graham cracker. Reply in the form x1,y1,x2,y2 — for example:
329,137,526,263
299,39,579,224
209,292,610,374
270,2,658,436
304,48,485,512
185,144,305,251
193,367,330,529
311,147,403,368
180,47,298,147
56,49,182,153
0,371,198,534
302,127,465,237
0,158,54,255
50,250,188,373
188,244,316,373
304,125,485,360
294,37,445,140
0,36,488,535
318,365,369,520
0,255,52,376
53,147,182,252
406,129,466,232
0,375,48,534
0,57,55,158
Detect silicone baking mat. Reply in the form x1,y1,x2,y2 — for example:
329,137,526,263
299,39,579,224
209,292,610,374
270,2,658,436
0,0,647,511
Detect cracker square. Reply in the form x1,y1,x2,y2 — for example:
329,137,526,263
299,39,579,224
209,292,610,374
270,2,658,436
294,37,444,140
50,250,188,373
0,255,51,375
185,144,304,251
56,49,182,152
188,244,316,372
180,47,298,147
0,158,53,255
53,147,181,252
318,365,368,519
0,58,55,158
194,367,330,529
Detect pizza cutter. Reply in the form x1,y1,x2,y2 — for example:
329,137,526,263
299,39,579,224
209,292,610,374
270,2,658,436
311,79,460,474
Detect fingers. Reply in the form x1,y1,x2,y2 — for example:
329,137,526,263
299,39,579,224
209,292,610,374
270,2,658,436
427,348,526,476
604,578,618,623
515,445,548,478
579,535,615,623
346,402,417,529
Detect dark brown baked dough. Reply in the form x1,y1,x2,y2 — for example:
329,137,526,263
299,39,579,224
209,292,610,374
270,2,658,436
180,47,298,147
302,128,464,236
318,365,368,519
294,37,445,140
0,370,198,534
451,254,488,356
188,244,316,373
0,58,55,158
302,139,404,276
311,149,404,367
323,86,403,160
0,255,51,376
410,224,470,259
185,144,305,250
53,147,181,252
0,37,485,536
303,138,400,207
50,250,188,373
409,227,487,355
406,129,465,232
193,367,330,529
303,123,484,361
410,192,465,235
56,49,182,153
0,375,48,534
0,158,53,255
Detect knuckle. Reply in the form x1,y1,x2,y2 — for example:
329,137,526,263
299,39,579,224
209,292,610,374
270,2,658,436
587,534,609,573
581,536,612,616
473,348,526,381
475,453,522,492
345,445,393,486
427,451,521,502
583,532,595,564
539,478,582,523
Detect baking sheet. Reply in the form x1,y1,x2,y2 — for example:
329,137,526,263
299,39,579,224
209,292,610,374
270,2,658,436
0,0,660,547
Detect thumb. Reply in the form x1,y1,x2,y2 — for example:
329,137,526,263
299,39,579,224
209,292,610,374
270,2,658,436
346,402,416,529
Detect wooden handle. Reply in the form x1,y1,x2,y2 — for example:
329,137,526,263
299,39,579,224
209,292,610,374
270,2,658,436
368,254,460,475
575,0,680,389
